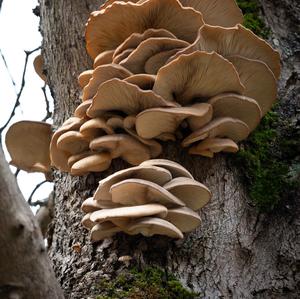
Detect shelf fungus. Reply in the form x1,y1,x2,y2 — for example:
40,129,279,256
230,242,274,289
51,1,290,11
81,159,211,241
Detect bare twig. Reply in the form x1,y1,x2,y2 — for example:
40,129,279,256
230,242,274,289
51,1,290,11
27,180,47,206
0,48,17,94
0,46,41,135
14,168,20,177
41,84,52,122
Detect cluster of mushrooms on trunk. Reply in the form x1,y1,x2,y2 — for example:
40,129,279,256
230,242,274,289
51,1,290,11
5,0,280,240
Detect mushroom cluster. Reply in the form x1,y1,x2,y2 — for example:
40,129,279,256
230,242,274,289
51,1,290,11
81,159,211,241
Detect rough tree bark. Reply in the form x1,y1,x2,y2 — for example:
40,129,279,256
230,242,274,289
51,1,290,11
39,0,300,298
0,147,64,299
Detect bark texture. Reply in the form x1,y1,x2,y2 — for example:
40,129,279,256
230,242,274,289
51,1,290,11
39,0,300,298
0,147,64,299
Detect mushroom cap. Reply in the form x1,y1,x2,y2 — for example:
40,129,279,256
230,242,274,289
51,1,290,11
124,74,156,90
93,49,115,68
74,100,92,118
227,56,277,115
185,24,281,79
91,222,122,242
110,178,185,207
33,54,46,81
67,151,94,168
140,159,194,179
180,0,243,27
85,0,204,58
119,37,189,74
82,64,132,101
188,138,239,157
56,131,89,155
113,28,177,60
82,197,120,213
182,117,250,147
90,203,168,223
136,103,213,139
94,165,173,201
90,134,151,165
79,117,114,138
113,48,134,64
87,78,176,117
163,177,211,210
71,152,112,175
78,70,93,88
81,213,96,230
208,93,262,131
127,217,183,238
165,207,201,232
5,121,52,173
153,51,244,105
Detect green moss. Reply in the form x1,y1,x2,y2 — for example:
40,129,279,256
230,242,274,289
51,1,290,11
237,0,270,38
95,267,198,299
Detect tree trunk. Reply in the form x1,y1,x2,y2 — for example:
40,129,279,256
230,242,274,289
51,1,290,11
39,0,300,298
0,147,64,299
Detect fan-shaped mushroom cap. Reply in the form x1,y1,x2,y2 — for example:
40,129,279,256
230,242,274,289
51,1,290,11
71,152,112,175
188,138,239,157
227,56,277,115
94,165,172,201
153,51,244,105
80,117,114,138
124,74,156,89
94,49,115,68
140,159,194,179
81,213,96,230
91,222,122,241
82,197,120,213
119,37,189,74
113,28,177,60
5,121,52,173
87,78,176,117
90,203,168,223
136,103,213,139
127,217,183,238
56,131,89,155
33,54,46,81
208,93,262,131
82,64,133,101
110,178,185,207
74,100,92,118
85,0,204,58
50,118,85,172
180,24,280,79
78,70,93,88
180,0,243,27
182,117,250,147
113,49,134,64
67,151,93,168
165,207,201,232
163,177,211,210
90,134,151,165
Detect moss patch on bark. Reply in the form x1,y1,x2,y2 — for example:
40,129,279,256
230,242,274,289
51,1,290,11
95,267,198,299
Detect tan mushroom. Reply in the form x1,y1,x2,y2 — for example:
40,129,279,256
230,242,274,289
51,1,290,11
33,54,46,81
188,138,239,157
81,213,96,230
135,103,213,139
74,100,92,118
82,64,133,101
5,121,52,173
119,37,189,74
127,217,183,238
56,131,89,155
91,222,122,241
208,93,262,131
79,117,114,138
182,117,250,147
153,51,244,105
67,151,93,168
124,74,156,90
110,178,185,207
85,0,204,58
87,78,176,117
163,177,211,210
78,70,93,88
94,165,173,202
89,134,151,165
93,49,115,68
140,159,194,179
113,49,134,64
81,197,120,213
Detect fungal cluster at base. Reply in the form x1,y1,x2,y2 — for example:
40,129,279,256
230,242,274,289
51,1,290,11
81,159,211,241
4,0,280,175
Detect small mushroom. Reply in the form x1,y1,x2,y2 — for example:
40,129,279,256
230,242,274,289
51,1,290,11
33,54,47,81
188,138,239,157
124,74,156,90
163,177,211,210
182,117,250,147
91,222,122,241
81,213,96,229
93,49,115,68
74,100,92,118
79,117,114,138
153,51,244,105
56,131,89,155
110,178,185,207
113,48,134,64
81,197,120,213
5,121,52,173
78,70,93,88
